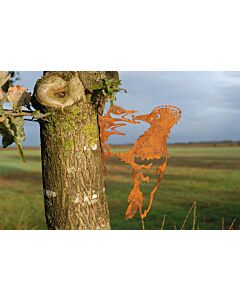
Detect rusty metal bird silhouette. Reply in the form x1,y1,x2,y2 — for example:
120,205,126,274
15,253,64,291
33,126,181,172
99,104,182,221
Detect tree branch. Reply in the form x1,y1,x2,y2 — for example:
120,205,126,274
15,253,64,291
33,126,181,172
2,108,33,117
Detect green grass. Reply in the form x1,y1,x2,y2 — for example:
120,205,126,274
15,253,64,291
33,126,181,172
0,146,239,229
0,149,46,229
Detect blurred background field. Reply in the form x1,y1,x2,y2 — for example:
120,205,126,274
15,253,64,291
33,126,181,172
0,144,239,230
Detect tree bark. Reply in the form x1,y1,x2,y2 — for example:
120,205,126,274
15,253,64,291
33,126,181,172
32,71,118,229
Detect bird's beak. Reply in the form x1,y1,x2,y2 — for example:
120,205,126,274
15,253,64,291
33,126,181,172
134,114,147,122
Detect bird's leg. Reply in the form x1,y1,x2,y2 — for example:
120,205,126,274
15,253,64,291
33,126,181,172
142,157,168,218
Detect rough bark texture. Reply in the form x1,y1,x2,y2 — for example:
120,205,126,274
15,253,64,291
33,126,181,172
32,71,118,229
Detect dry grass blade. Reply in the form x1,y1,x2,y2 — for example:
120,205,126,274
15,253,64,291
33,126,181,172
161,214,166,230
141,218,145,230
222,217,225,230
192,201,197,230
181,202,195,230
229,218,236,230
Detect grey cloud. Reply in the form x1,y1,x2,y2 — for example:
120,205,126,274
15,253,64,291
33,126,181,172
116,71,240,143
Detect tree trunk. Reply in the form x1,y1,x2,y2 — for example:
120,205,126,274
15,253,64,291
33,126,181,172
32,71,118,229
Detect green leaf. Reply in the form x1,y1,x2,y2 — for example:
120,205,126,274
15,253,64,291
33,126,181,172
2,131,14,147
11,117,25,144
1,116,26,162
16,144,26,163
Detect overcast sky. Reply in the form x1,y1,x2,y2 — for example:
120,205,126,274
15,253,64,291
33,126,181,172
18,71,240,146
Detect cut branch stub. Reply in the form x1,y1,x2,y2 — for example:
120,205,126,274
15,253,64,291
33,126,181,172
35,74,86,109
99,104,182,221
33,71,119,112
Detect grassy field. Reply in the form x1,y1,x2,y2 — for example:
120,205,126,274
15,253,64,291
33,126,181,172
0,145,239,229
